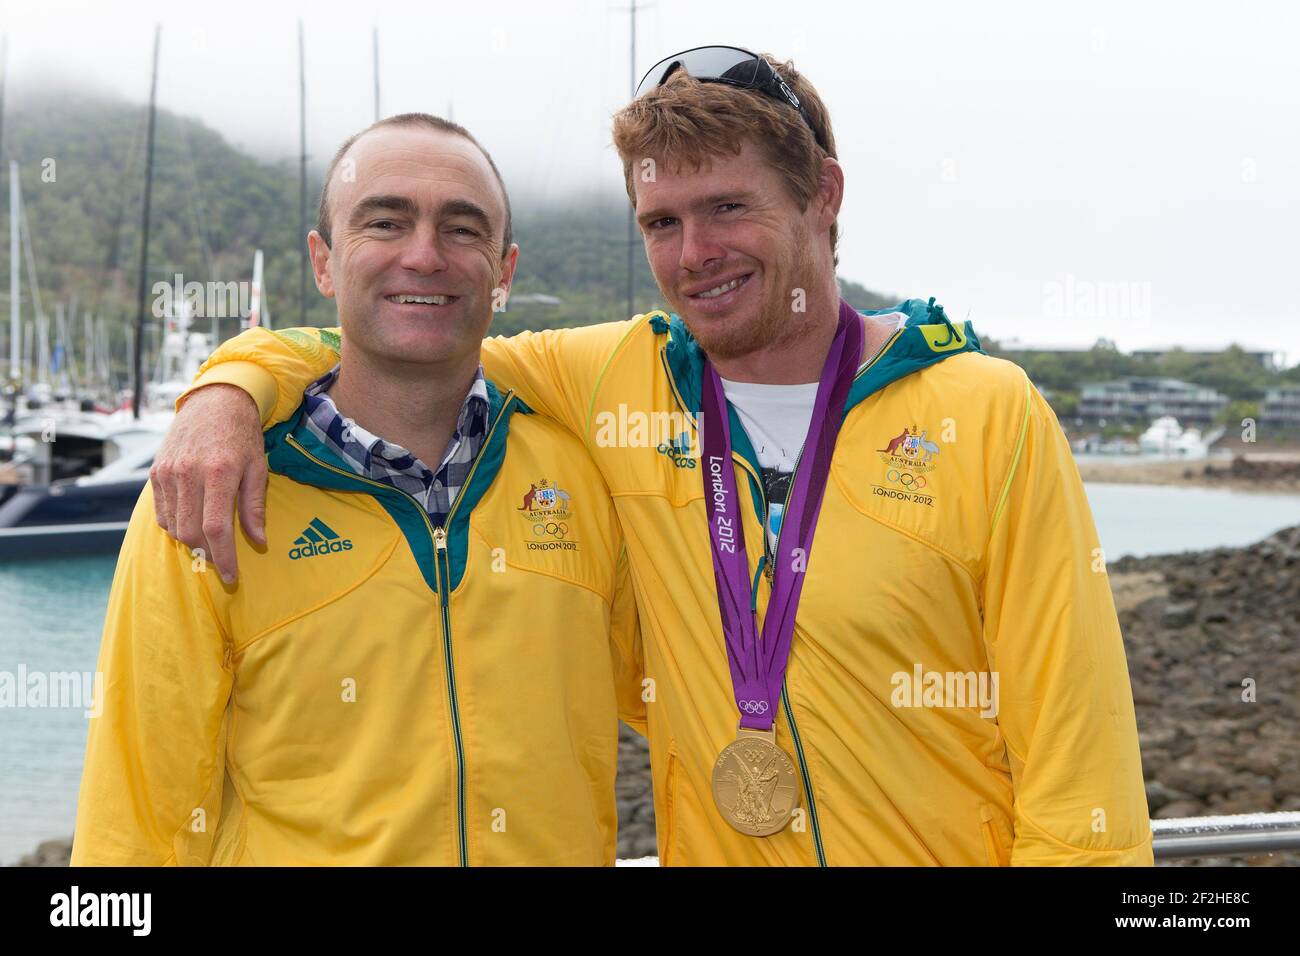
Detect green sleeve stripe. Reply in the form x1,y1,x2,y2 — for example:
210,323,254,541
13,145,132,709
990,378,1033,536
271,327,340,363
584,317,654,443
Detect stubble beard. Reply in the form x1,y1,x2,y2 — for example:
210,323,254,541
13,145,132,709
671,232,819,364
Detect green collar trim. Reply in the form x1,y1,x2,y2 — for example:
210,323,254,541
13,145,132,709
653,297,983,513
658,297,982,419
264,380,526,594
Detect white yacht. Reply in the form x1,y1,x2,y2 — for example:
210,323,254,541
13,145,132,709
1138,416,1211,458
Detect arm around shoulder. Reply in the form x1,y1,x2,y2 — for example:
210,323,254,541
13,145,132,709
181,326,342,427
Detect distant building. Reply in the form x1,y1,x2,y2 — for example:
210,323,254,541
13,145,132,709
509,293,563,306
1261,385,1300,431
1078,377,1228,425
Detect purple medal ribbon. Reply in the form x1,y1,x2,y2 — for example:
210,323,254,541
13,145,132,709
700,299,863,731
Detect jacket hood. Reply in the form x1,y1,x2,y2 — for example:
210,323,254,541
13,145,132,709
655,297,983,419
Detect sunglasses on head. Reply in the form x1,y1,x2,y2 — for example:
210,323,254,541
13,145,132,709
634,45,827,152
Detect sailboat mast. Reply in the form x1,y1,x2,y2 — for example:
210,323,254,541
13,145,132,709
373,27,380,121
0,33,7,168
36,307,48,386
248,249,264,328
298,19,308,328
84,309,94,396
132,25,161,420
8,161,17,385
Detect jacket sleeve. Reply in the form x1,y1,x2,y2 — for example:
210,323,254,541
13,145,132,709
608,546,647,735
480,319,643,439
182,318,646,439
981,377,1153,866
183,326,342,426
71,489,234,866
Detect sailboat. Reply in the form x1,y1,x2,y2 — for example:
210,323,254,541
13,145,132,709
0,251,265,559
0,155,163,503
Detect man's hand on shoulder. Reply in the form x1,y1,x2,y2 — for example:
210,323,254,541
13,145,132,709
150,384,267,584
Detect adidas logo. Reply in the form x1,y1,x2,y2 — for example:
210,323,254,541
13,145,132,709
288,517,354,560
655,430,698,469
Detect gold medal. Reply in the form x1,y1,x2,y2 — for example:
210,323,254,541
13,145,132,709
711,728,800,836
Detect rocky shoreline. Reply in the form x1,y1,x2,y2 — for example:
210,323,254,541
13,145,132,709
1111,523,1300,865
14,526,1298,866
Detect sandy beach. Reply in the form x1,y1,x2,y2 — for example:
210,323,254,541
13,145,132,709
1077,454,1300,494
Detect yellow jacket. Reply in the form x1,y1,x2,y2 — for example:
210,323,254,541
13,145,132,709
183,300,1153,866
72,382,644,866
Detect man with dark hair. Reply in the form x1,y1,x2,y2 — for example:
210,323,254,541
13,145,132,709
73,117,642,866
148,49,1152,866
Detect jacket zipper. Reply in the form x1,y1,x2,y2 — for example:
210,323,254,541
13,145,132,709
283,392,514,868
432,525,467,867
660,347,828,865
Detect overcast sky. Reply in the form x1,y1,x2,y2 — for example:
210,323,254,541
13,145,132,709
5,0,1299,362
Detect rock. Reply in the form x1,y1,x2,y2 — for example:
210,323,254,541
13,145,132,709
1162,758,1231,799
1145,781,1191,812
1216,793,1273,815
1201,605,1233,625
13,838,72,867
1155,800,1206,820
1241,750,1283,777
1226,772,1274,792
1162,602,1197,628
616,721,655,858
1273,771,1300,799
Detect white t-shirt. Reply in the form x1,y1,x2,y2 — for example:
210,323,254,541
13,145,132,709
719,312,906,551
719,377,817,552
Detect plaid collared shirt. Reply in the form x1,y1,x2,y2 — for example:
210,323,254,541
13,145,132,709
302,363,491,528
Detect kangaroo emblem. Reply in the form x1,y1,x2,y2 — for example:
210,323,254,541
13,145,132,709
878,429,910,456
518,483,540,511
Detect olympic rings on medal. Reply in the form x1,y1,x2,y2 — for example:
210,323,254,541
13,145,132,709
738,699,770,715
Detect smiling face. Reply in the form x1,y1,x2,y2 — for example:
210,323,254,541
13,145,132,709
307,125,517,369
634,139,838,362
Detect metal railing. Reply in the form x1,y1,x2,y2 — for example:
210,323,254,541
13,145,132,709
1152,811,1300,860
